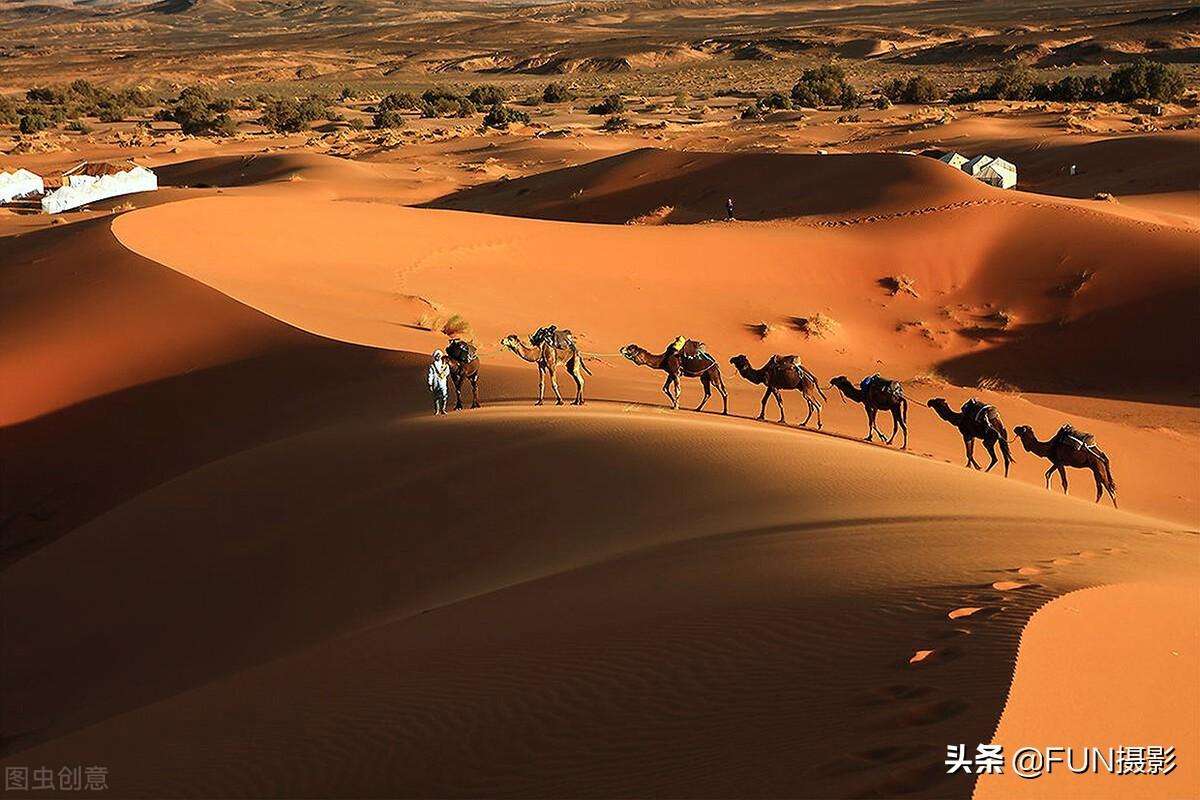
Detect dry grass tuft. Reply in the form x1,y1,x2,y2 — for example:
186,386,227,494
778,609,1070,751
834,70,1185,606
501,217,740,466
1053,269,1095,298
879,274,920,298
1093,192,1118,203
976,376,1022,394
626,205,674,225
790,313,840,339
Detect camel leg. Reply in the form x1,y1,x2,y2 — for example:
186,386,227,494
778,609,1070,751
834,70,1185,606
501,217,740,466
695,373,712,412
982,437,999,472
661,376,676,408
469,372,481,408
999,439,1013,478
536,366,547,406
570,361,585,405
1043,464,1055,490
964,435,979,469
774,389,786,424
450,373,464,411
757,386,771,421
1091,465,1105,503
800,397,814,428
550,369,564,405
716,374,729,415
814,398,822,431
865,407,878,441
1057,465,1069,495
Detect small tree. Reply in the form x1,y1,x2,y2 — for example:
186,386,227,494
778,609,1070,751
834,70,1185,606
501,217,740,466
1107,59,1185,102
600,114,629,132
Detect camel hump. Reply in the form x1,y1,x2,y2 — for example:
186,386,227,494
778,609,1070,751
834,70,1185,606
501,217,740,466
962,397,993,423
863,374,903,399
446,338,477,363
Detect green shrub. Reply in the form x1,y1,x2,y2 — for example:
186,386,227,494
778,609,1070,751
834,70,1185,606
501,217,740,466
600,114,629,131
26,86,64,104
588,94,624,114
482,102,529,129
259,95,329,132
1107,59,1185,102
157,88,238,136
542,82,574,103
19,113,51,134
379,92,419,112
373,109,407,129
468,85,508,106
791,63,859,108
881,75,942,103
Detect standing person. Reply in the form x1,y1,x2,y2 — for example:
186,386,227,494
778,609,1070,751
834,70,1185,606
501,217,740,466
726,197,735,221
427,350,451,415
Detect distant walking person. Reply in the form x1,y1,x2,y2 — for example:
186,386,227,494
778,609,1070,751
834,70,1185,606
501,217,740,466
427,350,451,415
726,197,735,220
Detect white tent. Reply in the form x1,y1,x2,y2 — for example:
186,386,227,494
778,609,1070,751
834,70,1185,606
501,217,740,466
938,152,968,170
0,168,44,204
977,157,1017,189
41,162,157,214
962,154,995,177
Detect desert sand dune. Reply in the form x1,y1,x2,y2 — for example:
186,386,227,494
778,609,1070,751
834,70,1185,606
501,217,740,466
2,138,1197,799
4,404,1194,797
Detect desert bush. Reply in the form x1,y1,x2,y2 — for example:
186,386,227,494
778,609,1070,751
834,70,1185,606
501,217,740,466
758,91,792,110
373,109,407,129
117,87,156,108
792,313,840,339
379,92,419,112
741,103,763,120
600,114,629,131
1107,59,1185,102
97,104,129,123
542,82,575,103
19,113,51,134
295,64,319,80
588,94,625,114
259,95,329,132
158,88,237,136
791,63,859,108
482,102,530,129
874,95,893,110
66,119,93,133
26,86,65,104
468,85,508,106
881,75,943,103
0,95,18,126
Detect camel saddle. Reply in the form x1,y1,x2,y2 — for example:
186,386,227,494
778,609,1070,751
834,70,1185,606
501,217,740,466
667,337,716,371
861,373,903,401
445,338,477,364
962,397,994,425
1054,424,1096,451
531,325,576,351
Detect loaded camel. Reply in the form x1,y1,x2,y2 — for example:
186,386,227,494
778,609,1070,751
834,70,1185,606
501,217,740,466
729,354,826,428
926,397,1013,476
620,339,728,414
829,374,909,449
500,331,590,405
1013,424,1117,507
444,338,481,410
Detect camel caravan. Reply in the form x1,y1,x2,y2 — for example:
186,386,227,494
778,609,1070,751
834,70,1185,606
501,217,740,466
430,326,1117,507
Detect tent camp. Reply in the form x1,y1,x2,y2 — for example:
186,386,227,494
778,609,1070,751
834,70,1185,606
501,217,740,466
962,154,995,177
41,161,157,213
976,156,1017,189
0,168,44,204
937,152,968,170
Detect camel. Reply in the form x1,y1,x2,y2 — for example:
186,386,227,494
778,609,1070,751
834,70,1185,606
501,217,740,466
829,374,909,448
444,338,481,410
926,397,1013,476
500,333,591,405
1013,424,1117,507
619,342,728,414
729,354,827,428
